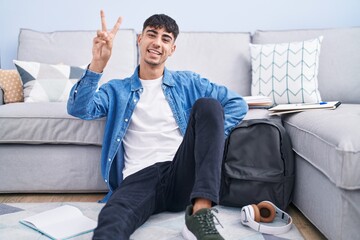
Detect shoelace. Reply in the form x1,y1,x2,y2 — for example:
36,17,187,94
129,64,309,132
195,208,224,235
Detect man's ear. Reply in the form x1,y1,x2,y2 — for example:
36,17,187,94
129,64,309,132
169,44,176,57
137,33,142,45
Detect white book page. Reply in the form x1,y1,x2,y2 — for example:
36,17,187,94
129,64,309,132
20,205,97,239
22,205,83,229
243,95,273,106
43,216,97,239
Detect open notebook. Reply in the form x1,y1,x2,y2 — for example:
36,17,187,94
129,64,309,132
20,205,97,240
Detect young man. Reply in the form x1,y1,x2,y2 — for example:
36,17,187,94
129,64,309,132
67,11,248,240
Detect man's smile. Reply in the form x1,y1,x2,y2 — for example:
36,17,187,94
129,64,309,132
148,49,161,55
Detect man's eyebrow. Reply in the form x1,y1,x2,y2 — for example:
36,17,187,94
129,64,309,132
146,29,158,35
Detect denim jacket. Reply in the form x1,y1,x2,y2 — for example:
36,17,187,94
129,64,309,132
67,66,248,201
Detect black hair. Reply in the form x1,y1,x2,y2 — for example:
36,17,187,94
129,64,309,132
142,14,179,40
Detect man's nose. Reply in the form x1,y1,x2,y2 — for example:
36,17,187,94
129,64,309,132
152,37,161,48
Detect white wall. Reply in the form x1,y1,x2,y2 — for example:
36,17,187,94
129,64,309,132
1,0,359,69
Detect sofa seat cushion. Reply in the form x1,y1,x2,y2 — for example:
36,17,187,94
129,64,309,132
282,104,360,190
0,102,104,145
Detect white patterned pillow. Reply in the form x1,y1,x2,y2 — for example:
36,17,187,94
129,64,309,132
13,60,85,102
250,37,323,104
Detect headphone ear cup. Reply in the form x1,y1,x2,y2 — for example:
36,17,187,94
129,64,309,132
251,204,261,222
257,201,276,223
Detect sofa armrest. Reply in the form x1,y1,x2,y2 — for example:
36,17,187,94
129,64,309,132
0,87,4,105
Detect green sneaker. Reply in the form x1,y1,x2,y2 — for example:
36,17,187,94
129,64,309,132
182,205,224,240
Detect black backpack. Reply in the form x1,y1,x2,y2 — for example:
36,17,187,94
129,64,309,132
220,118,295,210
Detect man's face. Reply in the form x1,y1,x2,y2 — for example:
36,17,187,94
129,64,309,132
138,26,176,68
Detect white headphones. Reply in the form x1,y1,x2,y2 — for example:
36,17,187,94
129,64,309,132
240,201,293,235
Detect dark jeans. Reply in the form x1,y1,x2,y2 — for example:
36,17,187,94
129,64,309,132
93,98,225,240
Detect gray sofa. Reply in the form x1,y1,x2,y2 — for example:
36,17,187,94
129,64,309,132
0,27,359,239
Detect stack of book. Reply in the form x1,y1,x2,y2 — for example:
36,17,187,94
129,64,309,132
243,96,273,108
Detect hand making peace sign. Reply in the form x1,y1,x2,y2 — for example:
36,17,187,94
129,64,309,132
89,10,122,73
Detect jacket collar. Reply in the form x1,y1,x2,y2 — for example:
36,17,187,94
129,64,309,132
130,66,175,91
162,68,175,87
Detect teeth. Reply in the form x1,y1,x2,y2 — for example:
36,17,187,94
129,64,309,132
148,49,160,55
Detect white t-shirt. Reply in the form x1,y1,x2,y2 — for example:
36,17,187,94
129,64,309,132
122,76,183,179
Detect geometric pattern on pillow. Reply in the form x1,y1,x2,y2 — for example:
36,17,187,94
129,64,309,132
13,60,84,102
250,36,323,104
0,69,24,104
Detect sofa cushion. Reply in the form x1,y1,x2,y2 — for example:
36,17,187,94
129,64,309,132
165,32,252,96
252,27,360,104
250,37,323,104
17,29,138,85
13,60,84,102
282,104,360,190
0,69,24,104
0,102,104,145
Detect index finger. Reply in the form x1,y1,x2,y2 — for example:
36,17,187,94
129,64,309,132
100,10,107,32
111,17,123,35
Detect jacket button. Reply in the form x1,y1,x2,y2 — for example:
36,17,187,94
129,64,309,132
125,119,128,122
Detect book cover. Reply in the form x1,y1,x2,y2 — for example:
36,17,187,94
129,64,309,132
20,205,97,240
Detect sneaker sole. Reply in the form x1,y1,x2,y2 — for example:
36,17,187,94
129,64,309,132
182,225,197,240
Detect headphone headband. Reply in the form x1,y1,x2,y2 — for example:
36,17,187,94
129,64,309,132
240,201,293,235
